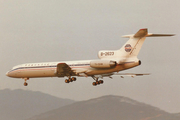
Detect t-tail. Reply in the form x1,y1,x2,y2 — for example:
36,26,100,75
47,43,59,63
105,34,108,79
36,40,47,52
98,28,174,63
119,28,174,58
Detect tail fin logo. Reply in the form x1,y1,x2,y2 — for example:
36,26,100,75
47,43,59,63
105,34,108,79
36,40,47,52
125,44,132,52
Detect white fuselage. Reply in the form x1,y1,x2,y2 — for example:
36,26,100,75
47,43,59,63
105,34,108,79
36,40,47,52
6,29,174,86
6,59,140,79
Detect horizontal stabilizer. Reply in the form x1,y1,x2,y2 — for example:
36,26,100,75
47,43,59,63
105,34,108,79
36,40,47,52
121,34,134,38
134,29,148,38
122,29,175,38
146,33,175,37
121,28,148,38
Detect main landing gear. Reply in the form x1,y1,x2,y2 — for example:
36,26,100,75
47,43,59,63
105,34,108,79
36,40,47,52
65,77,77,83
92,76,104,86
23,78,29,86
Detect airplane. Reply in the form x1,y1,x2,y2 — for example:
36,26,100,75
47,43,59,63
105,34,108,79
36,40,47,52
6,29,174,86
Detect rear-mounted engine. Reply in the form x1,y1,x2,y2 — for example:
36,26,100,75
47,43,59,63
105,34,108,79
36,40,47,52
90,60,117,69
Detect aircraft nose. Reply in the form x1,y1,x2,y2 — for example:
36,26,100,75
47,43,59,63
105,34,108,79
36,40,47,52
6,71,9,76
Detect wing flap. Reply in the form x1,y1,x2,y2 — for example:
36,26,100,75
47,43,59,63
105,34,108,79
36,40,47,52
56,63,76,77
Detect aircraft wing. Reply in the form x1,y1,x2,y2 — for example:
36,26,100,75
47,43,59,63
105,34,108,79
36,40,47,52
94,73,150,79
56,63,76,77
113,73,150,78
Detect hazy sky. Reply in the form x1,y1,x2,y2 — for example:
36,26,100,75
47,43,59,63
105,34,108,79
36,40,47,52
1,0,180,113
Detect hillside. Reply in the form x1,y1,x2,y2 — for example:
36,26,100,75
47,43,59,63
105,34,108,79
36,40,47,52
27,95,180,120
0,89,75,120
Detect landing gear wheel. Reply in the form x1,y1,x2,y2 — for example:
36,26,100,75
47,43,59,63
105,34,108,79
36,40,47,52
69,78,72,82
99,80,104,84
65,79,69,83
24,82,28,86
96,81,100,85
23,78,29,86
92,82,97,86
72,77,76,81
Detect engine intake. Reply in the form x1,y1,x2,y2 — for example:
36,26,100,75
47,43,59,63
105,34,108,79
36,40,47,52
90,60,117,68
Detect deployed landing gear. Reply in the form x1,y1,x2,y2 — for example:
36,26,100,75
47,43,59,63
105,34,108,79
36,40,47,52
23,78,29,86
65,79,69,83
71,77,76,81
65,77,77,83
92,80,104,86
24,82,28,86
92,76,104,86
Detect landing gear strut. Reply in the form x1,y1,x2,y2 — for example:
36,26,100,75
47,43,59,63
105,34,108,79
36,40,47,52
92,76,104,86
23,78,29,86
65,77,77,83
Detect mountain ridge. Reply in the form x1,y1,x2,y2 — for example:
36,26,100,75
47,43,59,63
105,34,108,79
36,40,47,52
0,89,75,120
27,95,180,120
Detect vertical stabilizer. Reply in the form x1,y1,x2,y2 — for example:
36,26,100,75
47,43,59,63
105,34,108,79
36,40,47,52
119,29,148,58
99,28,174,60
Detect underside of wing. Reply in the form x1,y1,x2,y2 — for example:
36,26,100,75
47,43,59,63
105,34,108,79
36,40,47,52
56,63,76,77
94,73,150,79
114,73,150,78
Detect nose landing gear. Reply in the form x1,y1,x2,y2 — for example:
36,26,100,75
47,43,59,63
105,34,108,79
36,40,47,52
23,78,29,86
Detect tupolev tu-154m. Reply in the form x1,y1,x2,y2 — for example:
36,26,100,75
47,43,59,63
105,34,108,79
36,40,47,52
6,29,174,86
